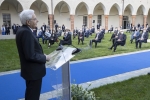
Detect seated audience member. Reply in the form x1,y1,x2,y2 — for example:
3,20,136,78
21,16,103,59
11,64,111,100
130,27,140,43
132,25,136,32
48,30,58,47
78,30,84,45
84,28,90,38
90,26,95,35
101,26,105,34
89,29,104,48
109,27,118,42
108,30,126,52
108,25,113,33
59,29,72,46
44,29,51,44
56,27,62,37
33,27,37,37
135,28,149,49
73,27,78,39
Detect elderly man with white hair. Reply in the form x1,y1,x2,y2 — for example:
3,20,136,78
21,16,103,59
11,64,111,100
108,29,126,52
16,9,50,100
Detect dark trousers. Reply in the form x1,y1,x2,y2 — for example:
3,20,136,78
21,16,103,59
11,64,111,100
78,38,84,45
108,30,113,33
25,78,42,100
110,41,124,51
13,30,16,34
91,39,100,48
59,40,69,45
136,39,146,48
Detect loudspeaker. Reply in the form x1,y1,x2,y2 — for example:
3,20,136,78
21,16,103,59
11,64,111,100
54,20,56,24
93,20,95,23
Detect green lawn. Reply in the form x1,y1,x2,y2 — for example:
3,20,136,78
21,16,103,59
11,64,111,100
0,32,150,99
91,75,150,100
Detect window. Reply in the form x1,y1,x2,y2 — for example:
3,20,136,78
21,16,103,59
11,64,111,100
83,16,87,26
2,13,11,27
97,15,102,25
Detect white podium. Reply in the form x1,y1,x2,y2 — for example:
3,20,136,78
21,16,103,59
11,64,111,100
46,47,76,100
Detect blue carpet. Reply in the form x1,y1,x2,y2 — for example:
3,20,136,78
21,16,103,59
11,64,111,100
0,51,150,100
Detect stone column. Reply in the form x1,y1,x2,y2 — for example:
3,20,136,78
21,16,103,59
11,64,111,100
88,14,93,28
119,15,123,27
105,15,108,30
143,15,147,28
70,15,74,31
48,14,54,30
132,15,136,26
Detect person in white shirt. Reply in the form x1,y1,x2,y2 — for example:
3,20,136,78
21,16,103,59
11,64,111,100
1,25,6,35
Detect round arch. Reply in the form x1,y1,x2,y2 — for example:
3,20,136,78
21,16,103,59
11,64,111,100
54,1,71,29
93,2,106,27
0,0,23,28
109,3,121,15
108,3,121,29
74,2,89,28
30,0,49,28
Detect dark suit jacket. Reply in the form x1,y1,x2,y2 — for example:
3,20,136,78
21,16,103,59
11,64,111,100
63,33,72,45
117,33,127,46
95,32,104,42
78,32,84,40
16,25,46,80
12,25,16,30
138,32,149,43
97,24,100,29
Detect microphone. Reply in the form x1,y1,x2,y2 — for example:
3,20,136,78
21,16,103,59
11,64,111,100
56,37,82,55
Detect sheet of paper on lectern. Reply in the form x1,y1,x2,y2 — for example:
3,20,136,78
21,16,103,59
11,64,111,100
46,46,76,70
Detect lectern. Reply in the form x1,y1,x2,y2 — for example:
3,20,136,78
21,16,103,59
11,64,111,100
46,47,77,100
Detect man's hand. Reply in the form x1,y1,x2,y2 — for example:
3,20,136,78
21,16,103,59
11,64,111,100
45,54,50,61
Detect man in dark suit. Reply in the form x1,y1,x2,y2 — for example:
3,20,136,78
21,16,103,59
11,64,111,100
97,23,100,30
16,9,50,100
55,23,58,32
109,27,118,42
108,25,113,33
62,24,65,32
78,30,84,45
12,23,17,34
6,25,10,35
109,30,126,52
73,27,78,39
135,28,149,48
59,29,72,46
89,29,104,48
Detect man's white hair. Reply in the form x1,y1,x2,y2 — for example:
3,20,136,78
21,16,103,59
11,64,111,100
19,9,34,25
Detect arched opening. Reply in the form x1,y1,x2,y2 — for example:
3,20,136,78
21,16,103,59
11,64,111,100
109,4,120,29
30,0,49,29
54,1,70,29
135,5,145,27
75,2,88,29
0,0,23,31
93,3,105,28
123,4,133,29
